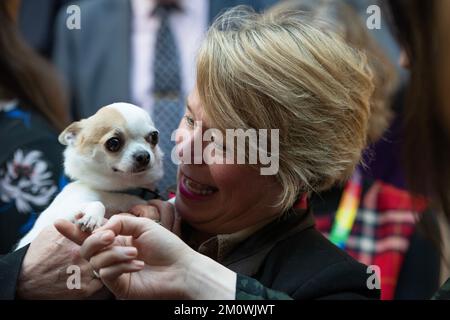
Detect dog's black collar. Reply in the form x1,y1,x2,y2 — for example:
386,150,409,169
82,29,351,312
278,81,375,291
113,188,161,201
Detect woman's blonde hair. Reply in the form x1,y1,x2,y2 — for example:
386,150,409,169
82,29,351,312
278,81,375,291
196,6,374,211
269,0,398,143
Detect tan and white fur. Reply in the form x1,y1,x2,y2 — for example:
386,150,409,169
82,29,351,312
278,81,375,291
16,103,164,249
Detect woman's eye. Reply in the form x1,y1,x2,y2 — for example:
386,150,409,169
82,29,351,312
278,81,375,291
184,115,195,128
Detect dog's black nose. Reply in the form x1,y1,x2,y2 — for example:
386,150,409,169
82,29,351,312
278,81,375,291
134,151,150,167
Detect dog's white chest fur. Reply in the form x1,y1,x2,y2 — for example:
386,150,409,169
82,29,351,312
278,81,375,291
16,181,148,249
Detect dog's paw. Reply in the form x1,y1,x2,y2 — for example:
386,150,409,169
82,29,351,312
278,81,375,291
76,213,104,232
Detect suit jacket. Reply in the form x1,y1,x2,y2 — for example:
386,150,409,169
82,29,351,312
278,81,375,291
0,246,28,299
52,0,278,120
18,0,73,58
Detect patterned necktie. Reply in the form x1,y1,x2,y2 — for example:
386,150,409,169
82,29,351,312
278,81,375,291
152,4,183,196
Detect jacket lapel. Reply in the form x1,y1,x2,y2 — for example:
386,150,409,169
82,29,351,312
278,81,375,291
223,209,315,276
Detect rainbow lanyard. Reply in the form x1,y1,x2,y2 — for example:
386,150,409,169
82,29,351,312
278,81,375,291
329,168,363,249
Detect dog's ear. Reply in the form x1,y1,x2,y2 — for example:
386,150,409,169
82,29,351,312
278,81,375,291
59,121,83,146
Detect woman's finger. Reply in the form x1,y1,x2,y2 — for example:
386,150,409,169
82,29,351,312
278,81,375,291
79,230,115,260
95,215,160,239
99,260,144,282
98,260,145,299
128,204,160,220
89,246,138,271
147,200,175,230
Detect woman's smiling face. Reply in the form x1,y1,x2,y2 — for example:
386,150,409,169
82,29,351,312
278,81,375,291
174,88,283,235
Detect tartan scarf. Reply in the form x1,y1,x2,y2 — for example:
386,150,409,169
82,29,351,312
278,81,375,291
311,178,427,300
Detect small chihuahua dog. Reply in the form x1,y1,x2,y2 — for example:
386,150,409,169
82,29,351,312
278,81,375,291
16,103,164,249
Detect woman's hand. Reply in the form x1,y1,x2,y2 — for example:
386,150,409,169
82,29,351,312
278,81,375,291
16,225,104,299
79,215,189,299
56,214,237,299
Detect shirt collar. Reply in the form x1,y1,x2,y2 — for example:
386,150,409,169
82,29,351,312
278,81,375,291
195,217,276,262
131,0,190,19
131,0,157,19
182,204,314,264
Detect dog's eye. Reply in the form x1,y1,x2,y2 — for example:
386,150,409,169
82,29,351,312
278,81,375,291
105,137,122,152
146,131,159,146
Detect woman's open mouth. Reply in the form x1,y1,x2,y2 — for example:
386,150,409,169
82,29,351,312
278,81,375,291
179,172,218,201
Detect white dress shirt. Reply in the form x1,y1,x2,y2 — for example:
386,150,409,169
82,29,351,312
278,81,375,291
130,0,209,115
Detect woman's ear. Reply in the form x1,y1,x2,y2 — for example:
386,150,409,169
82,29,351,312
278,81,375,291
58,121,82,146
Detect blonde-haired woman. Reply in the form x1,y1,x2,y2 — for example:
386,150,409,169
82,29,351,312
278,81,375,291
30,7,376,300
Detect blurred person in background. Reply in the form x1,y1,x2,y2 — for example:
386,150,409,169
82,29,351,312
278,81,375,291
331,0,409,192
18,0,72,59
0,0,70,254
346,0,401,71
269,0,441,300
0,1,109,298
52,0,277,196
383,0,450,299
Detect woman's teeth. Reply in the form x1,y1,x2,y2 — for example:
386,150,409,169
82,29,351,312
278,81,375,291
183,176,216,196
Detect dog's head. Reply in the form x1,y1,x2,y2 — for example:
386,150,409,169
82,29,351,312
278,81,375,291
59,103,164,191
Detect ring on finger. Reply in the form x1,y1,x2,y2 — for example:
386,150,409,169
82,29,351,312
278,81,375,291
93,269,100,279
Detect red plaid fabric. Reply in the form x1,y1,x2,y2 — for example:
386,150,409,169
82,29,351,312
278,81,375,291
313,180,427,300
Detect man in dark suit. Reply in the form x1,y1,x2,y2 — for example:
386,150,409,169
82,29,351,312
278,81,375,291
53,0,277,120
18,0,73,58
